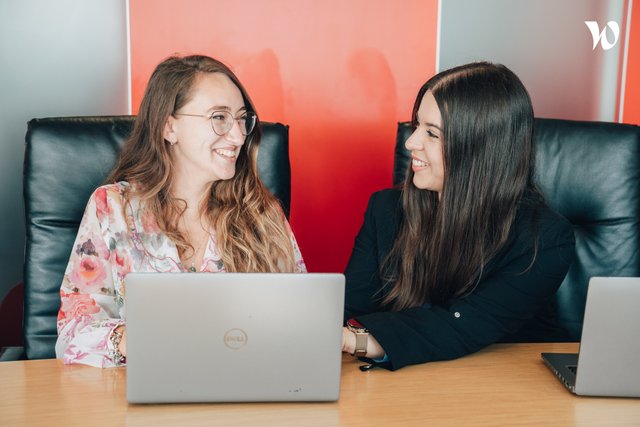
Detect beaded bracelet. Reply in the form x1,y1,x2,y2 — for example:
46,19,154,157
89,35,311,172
110,328,126,366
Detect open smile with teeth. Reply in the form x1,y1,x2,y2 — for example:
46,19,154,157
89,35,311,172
412,158,430,167
214,148,237,159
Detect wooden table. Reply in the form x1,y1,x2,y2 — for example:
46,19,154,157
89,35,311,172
1,343,639,426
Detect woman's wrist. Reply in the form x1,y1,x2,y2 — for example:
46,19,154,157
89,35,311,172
342,326,385,359
110,325,126,365
365,337,385,359
342,327,357,354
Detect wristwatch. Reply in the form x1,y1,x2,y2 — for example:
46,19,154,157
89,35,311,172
346,318,369,357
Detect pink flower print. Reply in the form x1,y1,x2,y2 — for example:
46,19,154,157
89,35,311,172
64,344,90,364
94,187,112,222
59,291,101,321
140,209,160,234
69,255,107,293
113,249,132,278
92,236,110,260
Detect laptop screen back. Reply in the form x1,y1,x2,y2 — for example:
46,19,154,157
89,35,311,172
125,273,345,403
575,277,640,397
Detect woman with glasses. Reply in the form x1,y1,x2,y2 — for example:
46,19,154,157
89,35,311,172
55,55,306,367
342,62,575,370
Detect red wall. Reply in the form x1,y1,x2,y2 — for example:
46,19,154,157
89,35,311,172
623,0,640,125
129,0,439,272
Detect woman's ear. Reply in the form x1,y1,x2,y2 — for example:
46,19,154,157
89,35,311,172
164,116,178,145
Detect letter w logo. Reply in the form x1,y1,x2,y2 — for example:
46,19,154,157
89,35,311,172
585,21,620,50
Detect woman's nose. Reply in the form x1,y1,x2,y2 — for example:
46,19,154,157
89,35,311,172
405,129,422,151
225,120,245,146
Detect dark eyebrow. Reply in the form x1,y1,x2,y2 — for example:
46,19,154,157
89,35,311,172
416,113,443,132
426,122,443,132
207,105,247,113
206,105,231,113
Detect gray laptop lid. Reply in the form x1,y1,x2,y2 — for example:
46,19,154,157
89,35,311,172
573,277,640,397
125,273,345,403
543,277,640,397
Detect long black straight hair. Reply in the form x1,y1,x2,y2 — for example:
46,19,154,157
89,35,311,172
382,62,539,309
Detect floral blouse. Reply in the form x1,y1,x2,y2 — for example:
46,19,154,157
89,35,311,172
55,182,306,368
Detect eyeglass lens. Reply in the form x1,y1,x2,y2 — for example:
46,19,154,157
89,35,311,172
212,111,256,136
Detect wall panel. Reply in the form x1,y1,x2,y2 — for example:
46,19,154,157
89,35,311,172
0,1,129,301
439,0,628,122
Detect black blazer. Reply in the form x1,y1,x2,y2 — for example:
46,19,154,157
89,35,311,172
344,189,575,370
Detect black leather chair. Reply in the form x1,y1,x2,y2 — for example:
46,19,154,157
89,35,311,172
18,116,290,360
394,118,640,341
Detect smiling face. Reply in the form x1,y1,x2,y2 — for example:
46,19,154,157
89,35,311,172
405,90,445,193
164,72,246,186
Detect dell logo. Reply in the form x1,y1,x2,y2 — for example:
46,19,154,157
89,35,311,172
223,328,248,349
585,21,620,50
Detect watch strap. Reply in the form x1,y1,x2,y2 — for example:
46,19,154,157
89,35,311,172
347,318,369,357
353,332,368,357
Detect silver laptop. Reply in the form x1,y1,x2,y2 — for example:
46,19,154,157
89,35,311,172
125,273,345,403
542,277,640,397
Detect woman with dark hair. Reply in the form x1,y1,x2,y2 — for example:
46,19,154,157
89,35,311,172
342,62,574,370
56,55,305,367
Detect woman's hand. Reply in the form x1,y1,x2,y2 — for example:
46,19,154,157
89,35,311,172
341,326,385,359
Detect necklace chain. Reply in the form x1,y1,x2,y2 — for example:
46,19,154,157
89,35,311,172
181,215,210,273
187,235,208,272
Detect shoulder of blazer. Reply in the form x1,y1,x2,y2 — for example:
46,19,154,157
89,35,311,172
368,188,402,220
366,189,403,256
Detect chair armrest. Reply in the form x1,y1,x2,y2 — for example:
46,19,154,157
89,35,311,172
0,346,26,361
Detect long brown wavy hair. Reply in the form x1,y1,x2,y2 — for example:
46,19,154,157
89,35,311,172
106,55,296,272
382,62,539,309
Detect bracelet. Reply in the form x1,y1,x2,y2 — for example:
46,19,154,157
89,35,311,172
110,328,126,366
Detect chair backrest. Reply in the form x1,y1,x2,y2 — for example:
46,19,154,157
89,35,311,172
23,116,291,359
394,118,640,341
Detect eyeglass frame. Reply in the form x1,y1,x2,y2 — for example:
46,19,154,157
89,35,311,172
173,110,257,136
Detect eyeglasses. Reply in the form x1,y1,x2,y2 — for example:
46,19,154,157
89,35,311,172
174,110,257,136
